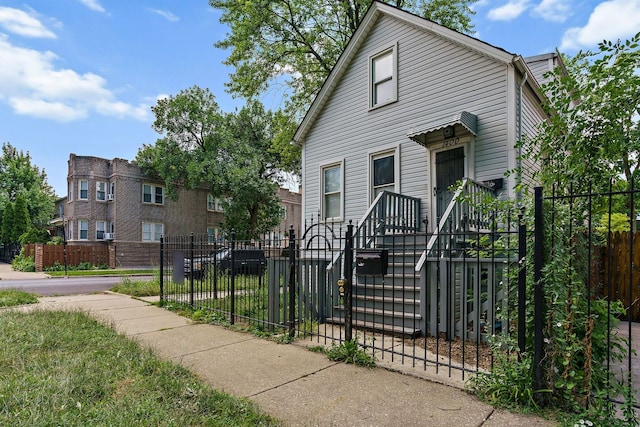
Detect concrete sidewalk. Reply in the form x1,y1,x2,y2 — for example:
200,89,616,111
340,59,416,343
30,292,556,426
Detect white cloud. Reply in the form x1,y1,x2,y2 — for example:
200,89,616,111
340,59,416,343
77,0,106,13
561,0,640,50
10,97,87,122
0,6,56,38
487,0,532,21
0,33,150,122
533,0,572,22
149,9,179,22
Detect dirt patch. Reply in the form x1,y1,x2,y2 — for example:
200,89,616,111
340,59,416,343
411,335,494,371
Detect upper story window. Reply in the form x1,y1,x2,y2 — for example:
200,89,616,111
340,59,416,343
369,44,397,109
67,182,73,202
321,161,343,221
96,182,107,201
143,184,164,205
207,194,225,212
79,180,88,200
142,222,164,242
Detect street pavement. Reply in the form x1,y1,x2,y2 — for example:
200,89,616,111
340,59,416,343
1,262,557,426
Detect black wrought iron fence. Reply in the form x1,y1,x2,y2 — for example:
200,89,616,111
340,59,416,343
159,212,523,383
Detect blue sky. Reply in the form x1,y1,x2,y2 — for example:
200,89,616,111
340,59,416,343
1,0,639,197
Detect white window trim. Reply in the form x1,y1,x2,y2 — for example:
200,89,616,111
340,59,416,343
368,146,400,204
79,180,88,200
142,222,164,242
143,184,165,205
78,219,89,241
96,220,106,240
369,43,398,110
96,181,107,202
320,160,344,222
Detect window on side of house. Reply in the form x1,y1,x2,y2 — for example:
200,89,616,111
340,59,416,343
371,150,397,199
96,182,106,201
68,221,73,241
79,220,88,240
96,221,106,240
207,195,225,212
142,222,164,242
369,45,397,109
321,162,343,221
143,184,165,205
68,181,73,202
79,180,88,200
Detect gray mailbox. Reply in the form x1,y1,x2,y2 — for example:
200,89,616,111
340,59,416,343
355,249,388,276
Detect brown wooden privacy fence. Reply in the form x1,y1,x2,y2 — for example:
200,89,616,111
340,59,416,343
599,232,640,322
23,243,110,271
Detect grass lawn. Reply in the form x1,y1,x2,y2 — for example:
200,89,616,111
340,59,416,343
0,308,280,426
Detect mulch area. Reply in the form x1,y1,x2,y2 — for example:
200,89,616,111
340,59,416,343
410,334,494,371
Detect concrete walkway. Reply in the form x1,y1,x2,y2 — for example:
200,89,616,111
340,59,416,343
21,291,556,427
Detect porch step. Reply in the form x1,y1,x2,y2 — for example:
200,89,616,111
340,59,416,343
326,316,422,338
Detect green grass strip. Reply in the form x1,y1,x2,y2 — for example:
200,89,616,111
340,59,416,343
0,309,279,426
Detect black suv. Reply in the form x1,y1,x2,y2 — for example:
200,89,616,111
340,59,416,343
217,248,266,275
184,248,266,278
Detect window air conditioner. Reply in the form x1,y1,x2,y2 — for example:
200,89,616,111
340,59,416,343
107,194,114,201
104,233,114,240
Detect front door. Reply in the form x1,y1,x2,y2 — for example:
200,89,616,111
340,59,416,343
435,147,465,222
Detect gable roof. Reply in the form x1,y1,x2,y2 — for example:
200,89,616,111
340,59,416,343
292,0,540,146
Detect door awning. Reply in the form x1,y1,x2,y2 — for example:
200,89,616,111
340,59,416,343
407,111,477,146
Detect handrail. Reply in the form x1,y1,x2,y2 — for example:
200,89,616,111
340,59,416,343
326,191,421,271
415,178,496,272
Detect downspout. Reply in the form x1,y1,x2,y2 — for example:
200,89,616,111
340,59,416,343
516,71,528,201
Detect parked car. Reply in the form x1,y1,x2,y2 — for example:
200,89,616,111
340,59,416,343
217,248,267,276
184,248,266,278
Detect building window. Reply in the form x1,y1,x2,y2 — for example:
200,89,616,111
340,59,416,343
67,221,73,241
68,182,73,202
369,45,397,109
142,222,163,242
79,180,88,200
96,182,106,201
143,184,164,205
207,195,225,212
96,221,106,240
321,162,343,221
371,150,397,199
282,204,287,220
79,220,88,240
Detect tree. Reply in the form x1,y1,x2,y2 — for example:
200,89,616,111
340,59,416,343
0,142,56,229
136,87,285,238
210,0,477,172
13,194,31,242
1,202,15,244
523,32,640,193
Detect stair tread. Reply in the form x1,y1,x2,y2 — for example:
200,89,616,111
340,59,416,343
326,317,421,337
334,305,421,319
352,294,419,304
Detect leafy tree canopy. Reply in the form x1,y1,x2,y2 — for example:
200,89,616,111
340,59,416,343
524,32,640,193
0,142,56,230
210,0,477,172
136,86,285,238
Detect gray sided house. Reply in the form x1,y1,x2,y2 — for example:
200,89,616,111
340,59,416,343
294,1,560,230
292,1,562,338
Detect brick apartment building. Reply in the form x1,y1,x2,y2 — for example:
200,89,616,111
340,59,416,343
53,154,301,268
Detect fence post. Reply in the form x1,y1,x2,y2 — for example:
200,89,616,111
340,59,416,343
518,207,526,355
230,230,236,325
288,226,296,338
533,187,545,402
159,236,164,304
344,221,354,342
189,233,194,308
